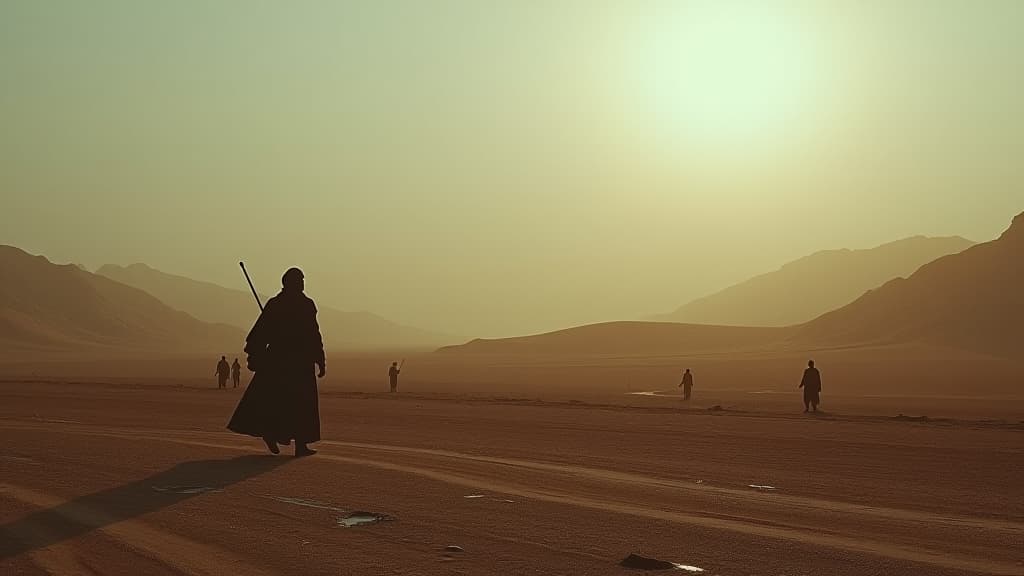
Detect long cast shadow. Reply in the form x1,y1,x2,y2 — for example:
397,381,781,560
0,455,286,560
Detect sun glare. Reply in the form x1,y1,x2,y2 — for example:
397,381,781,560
630,3,828,156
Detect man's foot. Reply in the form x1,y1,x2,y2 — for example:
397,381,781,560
803,408,809,413
278,438,291,446
262,437,280,454
295,445,317,457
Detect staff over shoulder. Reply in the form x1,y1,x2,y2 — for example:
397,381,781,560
228,266,326,458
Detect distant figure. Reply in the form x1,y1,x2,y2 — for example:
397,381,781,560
216,356,230,389
678,368,694,400
231,358,241,388
228,267,326,457
389,361,401,392
799,360,822,413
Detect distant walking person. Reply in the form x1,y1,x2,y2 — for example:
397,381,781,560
216,356,230,389
679,368,694,401
228,267,326,457
388,361,401,392
231,358,241,388
799,360,822,413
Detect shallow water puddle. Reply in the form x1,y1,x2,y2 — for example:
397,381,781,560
463,494,486,498
152,485,222,495
672,564,704,572
748,484,777,490
338,512,393,528
268,496,393,527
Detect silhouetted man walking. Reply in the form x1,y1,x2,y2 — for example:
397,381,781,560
231,358,241,388
388,361,400,392
216,356,230,389
228,267,326,457
679,368,693,400
799,360,822,413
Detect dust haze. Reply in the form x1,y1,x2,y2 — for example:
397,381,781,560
2,2,1023,576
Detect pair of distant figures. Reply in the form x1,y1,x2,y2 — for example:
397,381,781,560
678,360,822,412
218,355,401,392
215,356,241,389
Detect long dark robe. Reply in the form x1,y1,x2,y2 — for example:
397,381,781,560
227,291,325,444
800,367,822,403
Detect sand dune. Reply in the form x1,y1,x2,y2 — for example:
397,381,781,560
435,213,1023,397
445,213,1023,360
656,235,973,327
98,263,453,350
441,321,792,356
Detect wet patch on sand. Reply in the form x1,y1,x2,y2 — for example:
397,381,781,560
627,391,680,397
338,512,394,528
894,414,932,422
267,495,394,528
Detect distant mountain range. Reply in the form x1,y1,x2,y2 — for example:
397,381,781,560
795,213,1024,357
0,246,241,358
654,236,974,326
5,212,1019,362
443,213,1022,358
97,263,452,350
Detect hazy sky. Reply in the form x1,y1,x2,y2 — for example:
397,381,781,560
2,1,1022,337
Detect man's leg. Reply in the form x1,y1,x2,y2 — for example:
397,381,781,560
295,439,316,457
262,436,280,454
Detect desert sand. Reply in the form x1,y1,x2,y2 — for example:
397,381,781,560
2,216,1021,574
1,372,1021,576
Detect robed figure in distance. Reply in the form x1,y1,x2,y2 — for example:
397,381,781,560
798,360,822,413
228,267,325,457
